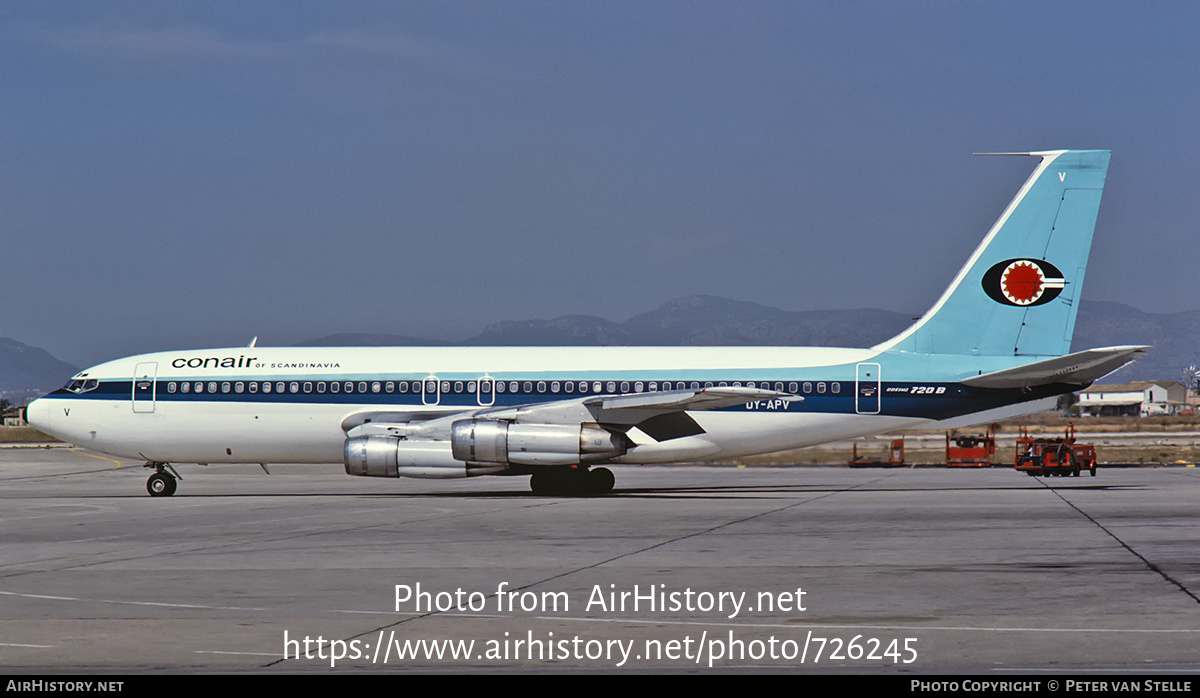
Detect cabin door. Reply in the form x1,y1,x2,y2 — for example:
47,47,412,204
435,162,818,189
132,362,158,413
855,363,880,415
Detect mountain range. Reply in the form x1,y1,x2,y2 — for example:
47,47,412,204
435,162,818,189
4,297,1196,399
0,338,81,404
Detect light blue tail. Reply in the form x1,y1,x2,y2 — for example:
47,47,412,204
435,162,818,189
877,149,1110,358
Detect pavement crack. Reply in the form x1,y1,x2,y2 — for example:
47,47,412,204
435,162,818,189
1043,481,1200,606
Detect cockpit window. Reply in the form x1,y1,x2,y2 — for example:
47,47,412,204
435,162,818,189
64,379,99,394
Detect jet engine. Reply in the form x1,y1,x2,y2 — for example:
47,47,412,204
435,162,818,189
450,420,627,466
343,436,507,479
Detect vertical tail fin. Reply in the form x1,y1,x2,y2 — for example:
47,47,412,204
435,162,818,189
876,149,1110,357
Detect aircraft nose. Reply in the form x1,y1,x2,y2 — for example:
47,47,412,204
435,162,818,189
24,398,49,431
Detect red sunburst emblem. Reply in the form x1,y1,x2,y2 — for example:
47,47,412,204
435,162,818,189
1001,261,1045,305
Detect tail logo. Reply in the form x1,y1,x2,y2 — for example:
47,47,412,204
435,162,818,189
982,259,1066,306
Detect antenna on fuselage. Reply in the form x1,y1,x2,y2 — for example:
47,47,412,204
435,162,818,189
247,337,258,348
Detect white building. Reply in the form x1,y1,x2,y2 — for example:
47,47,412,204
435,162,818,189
1078,381,1187,417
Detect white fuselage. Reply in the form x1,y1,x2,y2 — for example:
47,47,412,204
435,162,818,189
27,345,941,467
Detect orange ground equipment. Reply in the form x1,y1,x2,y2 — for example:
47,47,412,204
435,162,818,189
1014,424,1097,477
945,423,998,467
849,438,905,467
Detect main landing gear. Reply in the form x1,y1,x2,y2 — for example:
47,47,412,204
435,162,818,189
144,462,182,497
529,466,615,496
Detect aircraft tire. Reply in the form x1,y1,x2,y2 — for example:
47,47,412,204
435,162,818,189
530,469,576,496
529,471,554,496
147,473,177,497
530,468,614,496
587,467,615,495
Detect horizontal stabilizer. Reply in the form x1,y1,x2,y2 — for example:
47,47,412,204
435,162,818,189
961,345,1150,389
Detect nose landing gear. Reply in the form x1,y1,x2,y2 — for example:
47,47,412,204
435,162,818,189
144,462,181,497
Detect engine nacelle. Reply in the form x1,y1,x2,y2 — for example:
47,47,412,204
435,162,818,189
450,420,627,466
344,436,507,479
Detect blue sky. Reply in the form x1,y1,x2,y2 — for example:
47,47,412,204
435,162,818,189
3,2,1198,366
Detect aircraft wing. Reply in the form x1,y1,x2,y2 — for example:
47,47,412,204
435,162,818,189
343,386,799,439
960,345,1150,389
585,386,796,412
481,385,799,426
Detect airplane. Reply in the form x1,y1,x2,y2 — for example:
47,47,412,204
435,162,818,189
25,149,1146,497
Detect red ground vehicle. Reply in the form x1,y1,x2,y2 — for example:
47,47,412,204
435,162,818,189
1014,424,1097,477
946,423,998,467
849,439,905,467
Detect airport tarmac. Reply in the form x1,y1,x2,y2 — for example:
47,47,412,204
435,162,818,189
1,447,1198,674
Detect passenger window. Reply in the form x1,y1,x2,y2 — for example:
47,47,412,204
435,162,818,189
249,382,258,393
536,381,546,393
235,382,244,394
397,381,407,393
649,382,658,391
221,382,230,393
346,381,355,393
802,382,812,393
774,382,784,391
290,382,300,393
303,382,312,393
181,382,190,393
634,381,644,392
593,381,602,393
509,381,519,393
424,380,436,394
167,382,177,393
704,382,713,388
831,382,840,394
468,381,477,393
817,382,826,394
262,382,271,394
496,381,506,393
317,382,326,393
208,382,218,393
330,381,339,393
691,382,700,390
522,381,533,393
385,382,394,393
373,382,382,393
453,381,463,394
551,381,560,393
276,382,286,394
620,381,629,392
